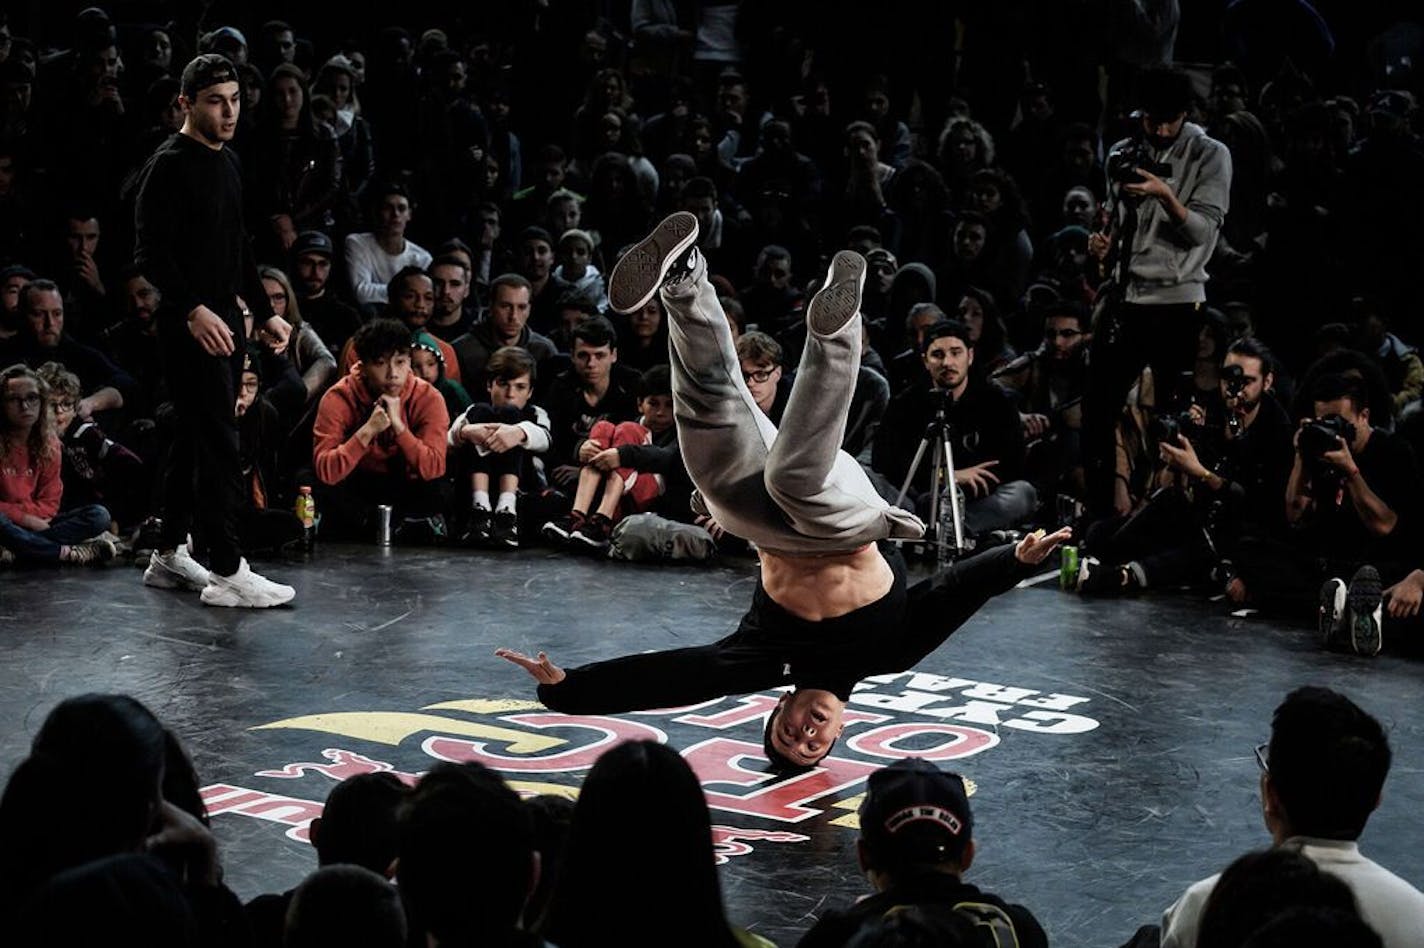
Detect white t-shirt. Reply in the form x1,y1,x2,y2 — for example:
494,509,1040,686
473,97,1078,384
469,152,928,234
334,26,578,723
1161,838,1424,948
344,231,432,306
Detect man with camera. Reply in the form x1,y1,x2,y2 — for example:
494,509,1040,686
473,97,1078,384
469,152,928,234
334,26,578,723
1074,337,1292,595
1083,66,1233,516
1232,373,1419,654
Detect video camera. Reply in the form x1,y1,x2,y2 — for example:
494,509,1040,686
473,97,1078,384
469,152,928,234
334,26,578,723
1106,122,1174,186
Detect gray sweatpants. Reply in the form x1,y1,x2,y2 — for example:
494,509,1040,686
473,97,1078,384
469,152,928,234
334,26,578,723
662,256,924,555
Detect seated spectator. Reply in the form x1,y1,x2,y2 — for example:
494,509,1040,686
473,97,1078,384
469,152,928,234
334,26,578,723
6,279,131,421
249,63,342,258
543,315,641,489
344,182,432,310
884,301,945,396
1159,686,1424,948
1075,337,1293,596
396,762,539,948
283,866,406,948
452,273,558,386
425,254,475,342
516,226,560,333
246,771,409,948
233,348,304,557
1194,848,1361,948
55,208,110,334
1351,296,1423,415
0,264,36,345
736,330,791,420
312,319,450,543
98,268,165,422
798,758,1047,948
0,364,114,565
1232,373,1419,654
411,331,472,421
449,346,552,549
261,265,337,411
541,365,681,551
291,231,363,355
540,741,765,948
740,244,802,336
546,228,608,313
872,320,1038,536
617,296,670,372
522,794,575,931
956,286,1014,379
0,693,245,941
35,362,145,533
340,268,461,384
997,301,1090,501
966,168,1034,304
543,187,583,240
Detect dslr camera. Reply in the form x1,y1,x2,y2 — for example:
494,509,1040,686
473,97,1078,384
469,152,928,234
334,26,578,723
1298,414,1357,490
1150,409,1201,447
1221,363,1248,399
1107,126,1175,186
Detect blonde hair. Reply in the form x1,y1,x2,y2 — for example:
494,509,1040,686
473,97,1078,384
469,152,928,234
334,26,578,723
260,266,305,328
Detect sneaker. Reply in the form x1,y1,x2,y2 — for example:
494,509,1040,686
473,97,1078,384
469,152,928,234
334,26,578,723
571,512,613,552
144,544,211,591
542,511,586,544
1317,577,1348,649
1346,565,1383,656
200,558,295,608
60,536,116,565
608,211,701,313
806,250,867,337
460,507,493,547
393,514,449,546
491,510,519,549
1078,559,1127,596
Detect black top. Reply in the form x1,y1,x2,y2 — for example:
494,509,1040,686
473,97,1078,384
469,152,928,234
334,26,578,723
299,295,364,355
1305,426,1420,563
874,379,1027,492
543,365,642,468
538,544,1027,714
134,133,272,331
796,871,1049,948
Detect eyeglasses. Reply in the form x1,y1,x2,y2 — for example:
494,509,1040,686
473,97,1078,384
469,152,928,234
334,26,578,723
4,393,41,407
1254,742,1269,773
743,368,776,384
1044,328,1083,340
51,400,76,412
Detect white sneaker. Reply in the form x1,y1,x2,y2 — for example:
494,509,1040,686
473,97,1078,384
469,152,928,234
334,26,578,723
144,545,211,591
200,558,295,608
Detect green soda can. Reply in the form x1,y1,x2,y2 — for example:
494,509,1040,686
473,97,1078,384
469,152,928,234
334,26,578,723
1059,545,1079,590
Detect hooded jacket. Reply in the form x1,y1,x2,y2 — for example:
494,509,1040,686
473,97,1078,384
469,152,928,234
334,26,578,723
1106,121,1232,304
312,363,450,485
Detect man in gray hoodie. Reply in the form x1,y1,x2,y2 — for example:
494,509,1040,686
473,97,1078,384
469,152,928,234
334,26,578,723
1083,66,1232,515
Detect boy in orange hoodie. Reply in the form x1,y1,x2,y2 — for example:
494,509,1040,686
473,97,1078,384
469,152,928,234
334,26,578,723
312,318,451,542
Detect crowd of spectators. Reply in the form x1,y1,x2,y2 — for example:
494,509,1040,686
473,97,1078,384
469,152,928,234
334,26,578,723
1,5,1424,943
2,685,1419,947
0,4,1420,646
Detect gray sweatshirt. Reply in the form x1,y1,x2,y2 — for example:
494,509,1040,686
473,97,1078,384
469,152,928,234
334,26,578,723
1106,121,1232,304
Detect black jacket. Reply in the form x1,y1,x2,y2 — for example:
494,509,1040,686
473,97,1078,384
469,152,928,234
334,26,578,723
543,365,642,468
873,379,1026,492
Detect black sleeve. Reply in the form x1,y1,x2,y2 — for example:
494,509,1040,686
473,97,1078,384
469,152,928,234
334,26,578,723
536,625,784,715
617,440,681,475
1007,904,1049,948
979,387,1026,482
894,544,1029,670
134,152,200,326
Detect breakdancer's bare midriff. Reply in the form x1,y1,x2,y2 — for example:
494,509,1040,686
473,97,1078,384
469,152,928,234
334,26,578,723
758,544,895,622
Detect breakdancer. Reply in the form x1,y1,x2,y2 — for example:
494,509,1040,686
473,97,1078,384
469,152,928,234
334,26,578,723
498,213,1069,769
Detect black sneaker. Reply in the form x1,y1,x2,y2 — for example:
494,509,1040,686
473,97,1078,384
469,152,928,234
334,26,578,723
491,510,519,549
1318,577,1347,649
1078,558,1126,596
1346,565,1383,656
608,211,701,313
806,250,867,337
460,507,493,547
542,511,586,545
571,512,613,551
394,515,448,546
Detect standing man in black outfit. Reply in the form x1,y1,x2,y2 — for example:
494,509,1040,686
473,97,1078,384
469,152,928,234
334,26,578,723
135,55,296,608
498,213,1069,770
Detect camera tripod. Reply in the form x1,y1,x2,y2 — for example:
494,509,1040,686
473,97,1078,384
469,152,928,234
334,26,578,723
894,397,966,563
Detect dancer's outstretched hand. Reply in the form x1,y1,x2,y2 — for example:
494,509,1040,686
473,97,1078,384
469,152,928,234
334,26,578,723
495,648,567,685
1014,527,1072,565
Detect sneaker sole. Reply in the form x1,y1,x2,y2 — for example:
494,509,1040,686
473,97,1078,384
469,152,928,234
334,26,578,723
569,531,610,551
1318,578,1347,648
200,585,294,608
143,561,208,591
807,250,867,337
608,212,700,314
1347,567,1383,656
541,523,576,543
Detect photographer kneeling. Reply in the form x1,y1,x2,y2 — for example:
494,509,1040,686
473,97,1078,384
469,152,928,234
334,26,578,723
1232,373,1420,655
1075,338,1292,595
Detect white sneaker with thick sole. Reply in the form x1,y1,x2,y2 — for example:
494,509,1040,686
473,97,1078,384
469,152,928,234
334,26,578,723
144,545,212,591
200,558,296,608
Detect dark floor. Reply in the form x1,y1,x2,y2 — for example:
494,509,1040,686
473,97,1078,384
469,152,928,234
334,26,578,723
2,544,1421,948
